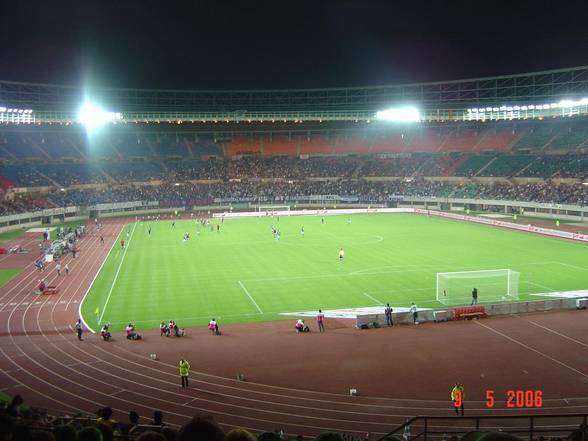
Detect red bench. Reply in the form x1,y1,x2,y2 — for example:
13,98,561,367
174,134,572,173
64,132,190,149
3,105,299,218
452,306,487,320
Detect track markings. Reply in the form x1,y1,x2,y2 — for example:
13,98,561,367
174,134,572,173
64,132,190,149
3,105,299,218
237,280,263,314
98,222,137,325
476,321,588,379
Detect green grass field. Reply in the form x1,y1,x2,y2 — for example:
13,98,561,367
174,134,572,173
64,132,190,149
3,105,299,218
0,268,22,288
80,213,588,331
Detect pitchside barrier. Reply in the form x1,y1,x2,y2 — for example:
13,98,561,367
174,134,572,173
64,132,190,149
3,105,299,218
355,298,583,328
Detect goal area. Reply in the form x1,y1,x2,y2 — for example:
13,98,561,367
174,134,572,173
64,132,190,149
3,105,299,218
436,269,520,306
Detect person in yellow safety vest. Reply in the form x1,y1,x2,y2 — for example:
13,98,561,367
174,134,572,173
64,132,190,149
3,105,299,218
179,358,190,389
451,383,465,416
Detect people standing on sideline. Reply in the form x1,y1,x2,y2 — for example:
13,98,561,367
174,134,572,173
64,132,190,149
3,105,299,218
100,235,104,245
471,287,478,305
56,262,62,276
65,263,69,275
121,239,125,249
74,319,83,341
410,302,418,324
317,309,325,333
385,303,393,326
72,248,77,258
451,383,465,416
179,358,190,388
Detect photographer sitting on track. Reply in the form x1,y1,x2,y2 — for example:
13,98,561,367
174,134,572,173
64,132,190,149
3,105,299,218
295,319,310,333
126,323,142,340
100,324,112,341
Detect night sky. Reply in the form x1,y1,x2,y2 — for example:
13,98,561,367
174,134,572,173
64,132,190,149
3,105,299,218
1,0,588,90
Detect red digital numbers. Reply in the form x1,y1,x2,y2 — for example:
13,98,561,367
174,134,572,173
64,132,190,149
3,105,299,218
453,390,462,408
484,390,543,408
506,390,543,408
486,390,495,408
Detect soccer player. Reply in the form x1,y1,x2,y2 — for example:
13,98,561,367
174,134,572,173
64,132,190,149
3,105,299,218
321,217,325,224
172,221,175,228
347,217,351,224
148,226,151,235
338,247,345,261
471,287,478,305
121,239,125,249
410,302,418,324
300,226,304,237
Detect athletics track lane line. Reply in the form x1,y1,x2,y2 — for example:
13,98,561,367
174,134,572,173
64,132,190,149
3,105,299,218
475,321,588,379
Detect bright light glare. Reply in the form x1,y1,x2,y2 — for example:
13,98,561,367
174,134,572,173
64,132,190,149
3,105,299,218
375,107,420,122
78,102,122,130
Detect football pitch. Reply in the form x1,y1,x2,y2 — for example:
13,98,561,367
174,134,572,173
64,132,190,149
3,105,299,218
80,213,588,331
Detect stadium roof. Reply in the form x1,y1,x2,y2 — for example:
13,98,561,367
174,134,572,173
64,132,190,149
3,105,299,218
2,65,588,114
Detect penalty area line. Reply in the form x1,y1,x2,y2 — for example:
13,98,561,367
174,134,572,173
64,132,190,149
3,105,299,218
238,280,263,314
362,292,384,305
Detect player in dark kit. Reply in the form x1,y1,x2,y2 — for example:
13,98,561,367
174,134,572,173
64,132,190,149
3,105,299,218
471,287,478,305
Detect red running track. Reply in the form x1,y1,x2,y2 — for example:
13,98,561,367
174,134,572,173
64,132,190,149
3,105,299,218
0,219,588,437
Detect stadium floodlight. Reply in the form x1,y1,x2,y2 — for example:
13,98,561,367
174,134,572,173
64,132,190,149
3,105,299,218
78,101,122,130
375,106,420,122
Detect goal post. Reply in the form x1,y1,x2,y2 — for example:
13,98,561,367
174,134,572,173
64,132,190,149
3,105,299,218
256,205,291,216
436,269,520,306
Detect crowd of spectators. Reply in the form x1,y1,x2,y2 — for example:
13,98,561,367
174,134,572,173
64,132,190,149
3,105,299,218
1,394,586,441
42,179,588,209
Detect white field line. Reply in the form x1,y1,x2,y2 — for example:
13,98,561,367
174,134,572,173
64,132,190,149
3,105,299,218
237,280,263,314
475,321,588,379
362,292,384,305
97,222,137,325
78,224,127,333
552,261,588,271
526,280,559,292
242,261,556,284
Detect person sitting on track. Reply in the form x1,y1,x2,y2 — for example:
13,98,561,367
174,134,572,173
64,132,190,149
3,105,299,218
295,319,310,333
126,323,142,340
100,324,112,341
160,321,170,337
37,279,58,295
208,318,220,335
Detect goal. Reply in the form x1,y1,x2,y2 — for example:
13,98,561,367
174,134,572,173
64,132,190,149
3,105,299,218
256,205,290,216
436,269,520,306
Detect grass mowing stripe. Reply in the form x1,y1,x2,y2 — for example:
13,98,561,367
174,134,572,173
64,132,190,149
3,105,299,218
238,280,263,313
98,222,137,324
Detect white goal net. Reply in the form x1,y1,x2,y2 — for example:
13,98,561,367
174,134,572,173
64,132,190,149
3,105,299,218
256,205,291,216
436,269,520,306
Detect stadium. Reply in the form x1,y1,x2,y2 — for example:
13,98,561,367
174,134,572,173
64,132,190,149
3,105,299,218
1,8,588,440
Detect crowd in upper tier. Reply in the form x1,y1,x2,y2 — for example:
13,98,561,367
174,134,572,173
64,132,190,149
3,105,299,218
0,123,587,215
1,179,586,216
